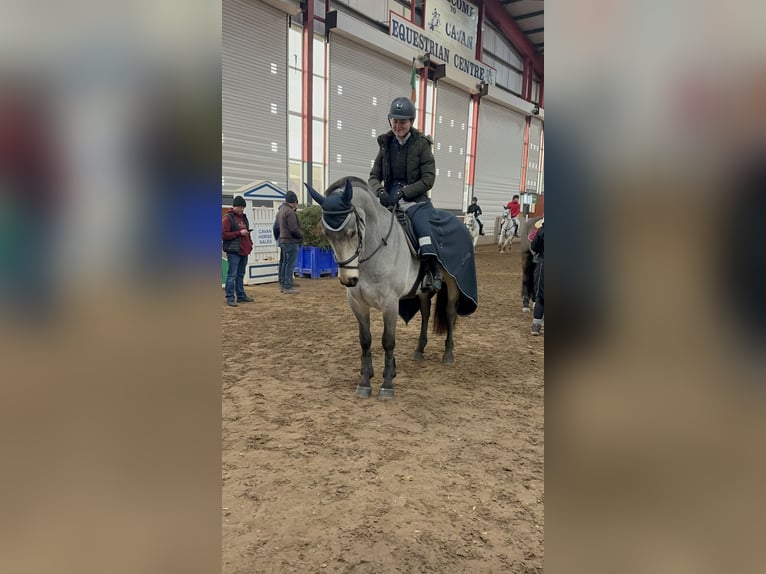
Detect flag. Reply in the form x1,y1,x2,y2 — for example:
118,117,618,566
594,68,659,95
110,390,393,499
410,57,417,104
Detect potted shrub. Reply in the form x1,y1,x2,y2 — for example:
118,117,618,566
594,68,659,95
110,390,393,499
295,205,338,279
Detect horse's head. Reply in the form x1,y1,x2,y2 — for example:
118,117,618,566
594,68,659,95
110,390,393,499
305,179,363,287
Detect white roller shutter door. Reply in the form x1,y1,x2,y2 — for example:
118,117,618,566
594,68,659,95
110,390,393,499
328,35,411,186
432,83,470,212
223,0,288,194
526,118,543,194
473,100,525,235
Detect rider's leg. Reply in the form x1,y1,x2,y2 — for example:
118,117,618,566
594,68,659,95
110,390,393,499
422,254,442,293
406,202,442,292
477,216,484,235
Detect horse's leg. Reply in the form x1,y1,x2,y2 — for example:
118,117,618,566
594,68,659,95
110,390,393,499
521,253,533,312
378,306,398,400
413,293,432,361
441,277,460,365
350,299,373,398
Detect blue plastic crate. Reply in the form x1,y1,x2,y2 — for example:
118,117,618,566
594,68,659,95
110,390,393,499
294,246,338,279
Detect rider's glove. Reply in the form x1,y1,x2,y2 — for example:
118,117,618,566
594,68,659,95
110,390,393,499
377,188,391,207
392,185,405,202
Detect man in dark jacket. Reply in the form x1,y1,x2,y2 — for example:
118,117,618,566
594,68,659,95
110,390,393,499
222,195,254,306
277,190,303,294
369,97,442,292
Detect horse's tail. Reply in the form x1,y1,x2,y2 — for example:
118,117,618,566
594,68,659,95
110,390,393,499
432,288,454,335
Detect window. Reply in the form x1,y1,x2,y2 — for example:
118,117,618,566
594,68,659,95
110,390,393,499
482,22,525,98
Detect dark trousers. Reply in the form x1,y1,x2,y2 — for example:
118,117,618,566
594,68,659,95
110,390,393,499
280,243,299,289
533,258,544,320
225,252,248,302
407,201,437,258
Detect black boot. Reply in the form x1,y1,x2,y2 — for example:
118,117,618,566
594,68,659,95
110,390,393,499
422,257,443,293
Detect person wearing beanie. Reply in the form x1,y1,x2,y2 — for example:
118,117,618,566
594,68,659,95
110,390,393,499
222,195,254,306
277,190,303,294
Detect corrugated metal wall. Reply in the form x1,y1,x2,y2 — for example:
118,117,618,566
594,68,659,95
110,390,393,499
222,0,288,194
431,82,470,212
472,100,525,235
327,35,411,186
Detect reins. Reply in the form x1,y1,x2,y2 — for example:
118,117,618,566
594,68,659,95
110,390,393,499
321,204,396,269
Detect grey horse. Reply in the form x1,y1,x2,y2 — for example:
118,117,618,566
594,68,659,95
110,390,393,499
305,177,465,399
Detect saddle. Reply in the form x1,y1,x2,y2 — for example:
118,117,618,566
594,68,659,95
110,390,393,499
393,206,419,257
391,206,433,295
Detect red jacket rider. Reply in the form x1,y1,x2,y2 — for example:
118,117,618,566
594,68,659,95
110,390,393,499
505,197,521,218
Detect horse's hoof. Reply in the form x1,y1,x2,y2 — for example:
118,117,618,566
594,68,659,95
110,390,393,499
442,353,455,365
355,386,372,398
413,351,425,361
377,387,394,400
522,306,530,313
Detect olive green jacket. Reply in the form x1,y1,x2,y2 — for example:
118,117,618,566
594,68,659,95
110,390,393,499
369,128,435,202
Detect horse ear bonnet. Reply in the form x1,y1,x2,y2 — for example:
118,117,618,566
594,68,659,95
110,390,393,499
320,187,353,230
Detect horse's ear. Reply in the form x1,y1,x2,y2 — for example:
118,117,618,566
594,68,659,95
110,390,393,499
342,178,353,204
304,183,324,206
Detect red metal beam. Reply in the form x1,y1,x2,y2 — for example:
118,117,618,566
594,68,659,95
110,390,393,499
520,115,530,193
302,0,314,198
467,93,481,187
480,0,543,76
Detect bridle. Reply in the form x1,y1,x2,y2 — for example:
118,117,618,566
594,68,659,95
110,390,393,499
321,205,396,269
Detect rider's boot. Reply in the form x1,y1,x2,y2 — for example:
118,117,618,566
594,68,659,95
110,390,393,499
422,256,443,293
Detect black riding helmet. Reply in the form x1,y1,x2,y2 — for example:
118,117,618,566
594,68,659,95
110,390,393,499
388,97,416,122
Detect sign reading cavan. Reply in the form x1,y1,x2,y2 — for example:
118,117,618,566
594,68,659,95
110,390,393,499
389,1,495,86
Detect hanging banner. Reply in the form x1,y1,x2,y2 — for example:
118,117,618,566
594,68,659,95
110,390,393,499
390,11,495,86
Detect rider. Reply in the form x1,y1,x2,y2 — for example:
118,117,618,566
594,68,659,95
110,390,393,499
504,194,522,237
369,97,442,293
467,196,485,235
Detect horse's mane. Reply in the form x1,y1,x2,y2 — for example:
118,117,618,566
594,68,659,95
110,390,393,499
325,176,375,199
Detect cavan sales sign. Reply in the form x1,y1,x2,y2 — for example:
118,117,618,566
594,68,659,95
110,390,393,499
389,0,495,86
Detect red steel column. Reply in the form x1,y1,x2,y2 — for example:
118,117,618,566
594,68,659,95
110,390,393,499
520,115,531,195
302,0,314,201
467,93,481,188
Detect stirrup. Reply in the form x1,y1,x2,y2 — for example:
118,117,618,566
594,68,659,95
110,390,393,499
421,266,442,293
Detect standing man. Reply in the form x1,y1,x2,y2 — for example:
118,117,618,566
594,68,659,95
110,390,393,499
277,191,303,294
222,195,254,306
505,194,522,237
467,196,485,235
273,200,287,290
